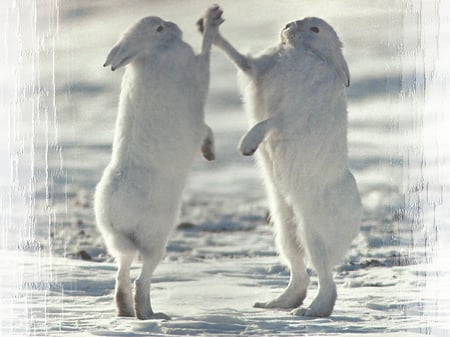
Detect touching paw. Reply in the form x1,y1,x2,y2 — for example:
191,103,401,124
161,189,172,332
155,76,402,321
197,5,224,33
205,5,224,28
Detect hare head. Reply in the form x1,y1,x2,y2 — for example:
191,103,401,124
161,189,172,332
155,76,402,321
104,16,183,71
281,17,350,87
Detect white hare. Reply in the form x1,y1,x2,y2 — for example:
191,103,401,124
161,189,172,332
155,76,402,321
94,6,223,320
201,15,362,317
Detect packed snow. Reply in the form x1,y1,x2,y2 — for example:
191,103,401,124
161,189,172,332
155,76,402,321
1,0,449,336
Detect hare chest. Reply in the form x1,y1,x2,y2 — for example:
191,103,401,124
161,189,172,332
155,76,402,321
242,51,348,190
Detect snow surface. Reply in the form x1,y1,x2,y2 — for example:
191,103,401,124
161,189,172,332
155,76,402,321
1,0,449,336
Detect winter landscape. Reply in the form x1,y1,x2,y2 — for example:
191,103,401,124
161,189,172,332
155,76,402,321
1,0,450,336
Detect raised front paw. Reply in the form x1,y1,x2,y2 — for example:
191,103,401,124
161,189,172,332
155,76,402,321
239,136,258,156
201,140,216,161
239,131,262,156
197,5,224,34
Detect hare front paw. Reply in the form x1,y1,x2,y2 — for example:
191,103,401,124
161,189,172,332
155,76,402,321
197,5,224,34
201,138,216,161
239,131,262,156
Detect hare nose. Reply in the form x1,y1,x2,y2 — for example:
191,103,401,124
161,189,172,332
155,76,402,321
166,22,181,32
285,22,301,31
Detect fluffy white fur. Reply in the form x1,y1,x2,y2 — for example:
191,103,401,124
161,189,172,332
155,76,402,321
95,6,223,320
206,15,362,317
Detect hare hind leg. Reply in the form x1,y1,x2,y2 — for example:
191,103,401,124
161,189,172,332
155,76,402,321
291,220,337,317
254,187,310,309
291,254,337,317
292,173,361,317
134,247,170,320
115,254,136,317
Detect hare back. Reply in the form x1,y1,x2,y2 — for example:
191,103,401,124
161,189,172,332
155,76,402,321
112,55,208,167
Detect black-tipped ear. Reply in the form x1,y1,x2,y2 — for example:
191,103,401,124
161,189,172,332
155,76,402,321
103,36,141,71
103,45,119,69
330,51,350,87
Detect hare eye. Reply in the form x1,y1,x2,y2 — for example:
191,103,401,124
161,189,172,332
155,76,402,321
156,25,163,32
310,26,319,33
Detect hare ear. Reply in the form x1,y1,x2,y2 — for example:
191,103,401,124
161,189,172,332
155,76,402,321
104,36,141,71
330,51,350,87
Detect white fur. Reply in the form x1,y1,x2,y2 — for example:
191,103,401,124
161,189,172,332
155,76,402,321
210,16,362,317
95,6,223,320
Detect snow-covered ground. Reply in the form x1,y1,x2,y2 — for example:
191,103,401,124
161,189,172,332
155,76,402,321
1,0,449,336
